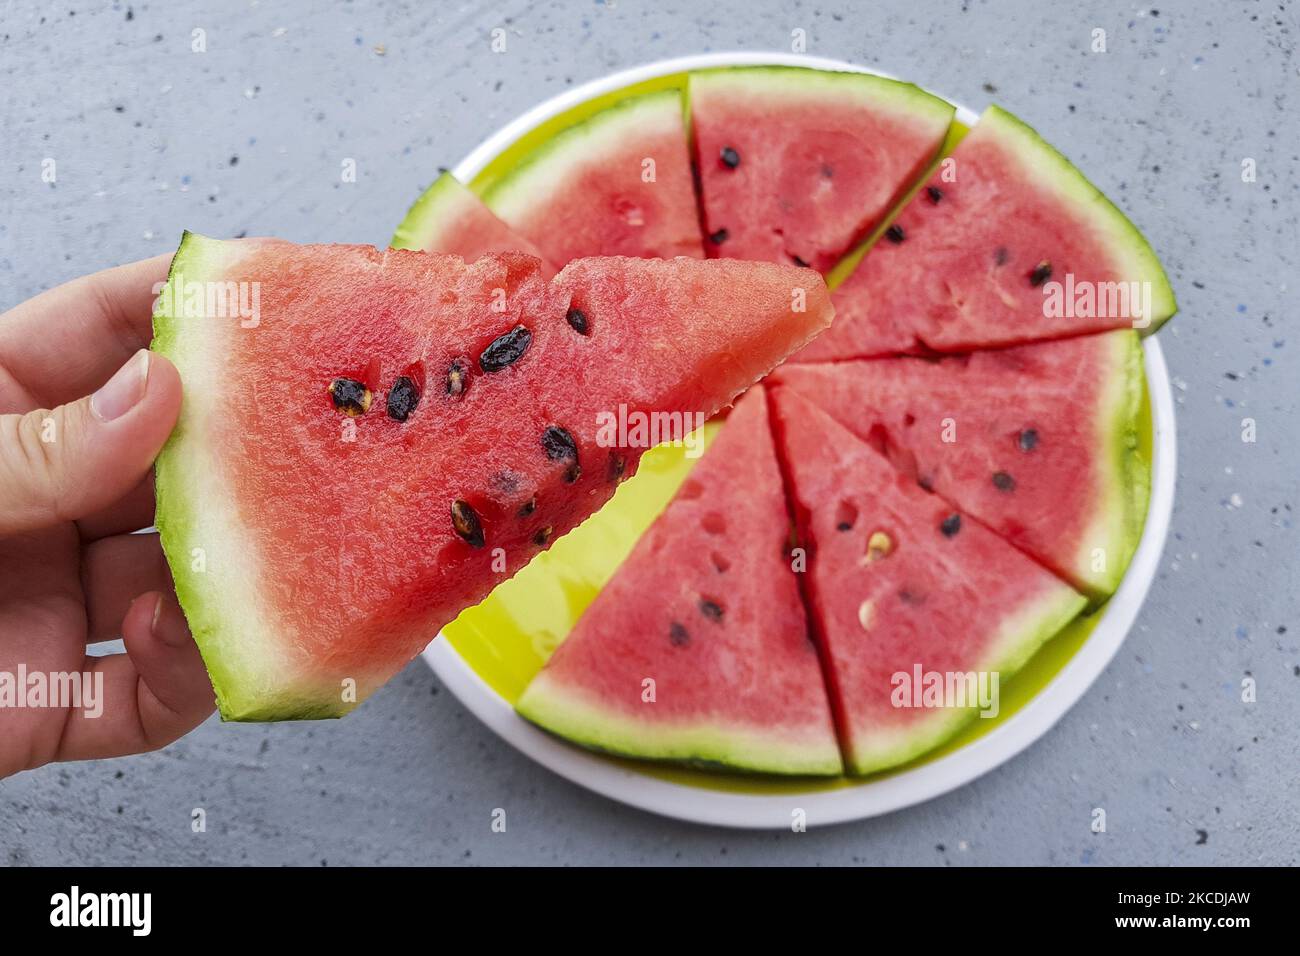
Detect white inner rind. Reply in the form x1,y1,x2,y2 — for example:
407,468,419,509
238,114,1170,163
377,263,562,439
846,584,1087,775
975,106,1178,327
391,172,471,251
689,65,956,128
482,89,682,221
517,675,846,777
1073,330,1150,597
152,233,350,720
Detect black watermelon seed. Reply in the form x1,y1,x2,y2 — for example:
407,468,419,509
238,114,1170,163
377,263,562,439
709,228,729,245
542,426,581,483
791,255,810,268
517,496,536,518
926,186,944,203
837,521,853,532
480,325,532,373
541,425,577,460
669,621,690,647
532,525,553,547
918,475,934,492
720,146,740,169
450,499,485,548
446,359,469,397
992,471,1016,492
607,453,627,483
1018,428,1039,451
1028,260,1052,287
940,513,962,538
565,307,589,336
885,224,906,244
993,246,1010,266
699,598,724,622
386,375,420,421
328,377,371,416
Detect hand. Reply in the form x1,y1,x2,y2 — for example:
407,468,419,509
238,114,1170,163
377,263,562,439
0,256,214,779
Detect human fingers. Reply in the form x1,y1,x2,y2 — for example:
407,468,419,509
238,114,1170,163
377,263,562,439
54,592,213,763
0,254,172,412
81,532,173,644
0,350,181,537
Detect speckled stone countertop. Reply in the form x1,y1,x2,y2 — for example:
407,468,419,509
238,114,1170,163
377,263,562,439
1,0,1296,865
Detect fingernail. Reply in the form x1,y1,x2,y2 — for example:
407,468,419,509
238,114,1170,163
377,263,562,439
150,594,192,648
91,349,150,422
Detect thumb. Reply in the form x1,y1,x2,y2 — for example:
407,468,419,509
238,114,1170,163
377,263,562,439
0,349,181,536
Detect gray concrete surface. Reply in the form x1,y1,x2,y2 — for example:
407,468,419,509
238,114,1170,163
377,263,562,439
1,0,1297,865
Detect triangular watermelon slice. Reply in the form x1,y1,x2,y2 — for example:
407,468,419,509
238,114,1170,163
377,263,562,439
769,388,1086,775
482,90,704,263
517,387,842,775
392,171,559,275
152,233,832,721
773,331,1148,598
690,66,954,272
799,105,1176,361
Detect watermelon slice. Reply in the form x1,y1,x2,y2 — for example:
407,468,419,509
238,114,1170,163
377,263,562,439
690,66,954,272
799,105,1176,361
152,233,832,721
391,172,559,275
768,388,1086,775
517,388,841,775
772,331,1148,598
482,90,704,263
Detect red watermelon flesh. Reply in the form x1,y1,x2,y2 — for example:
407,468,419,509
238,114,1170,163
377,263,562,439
798,105,1176,361
690,67,954,272
152,233,833,721
516,388,842,775
483,90,705,263
391,172,559,276
772,331,1149,599
769,388,1086,775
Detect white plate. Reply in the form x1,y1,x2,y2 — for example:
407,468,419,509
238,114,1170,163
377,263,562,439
421,52,1177,829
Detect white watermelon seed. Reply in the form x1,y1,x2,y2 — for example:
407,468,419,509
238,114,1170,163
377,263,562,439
857,599,875,631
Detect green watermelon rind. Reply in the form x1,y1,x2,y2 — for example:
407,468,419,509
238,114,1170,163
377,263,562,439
515,678,845,777
688,65,956,130
391,170,471,252
844,584,1088,776
480,88,685,223
1075,329,1151,598
978,105,1178,331
151,232,353,722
